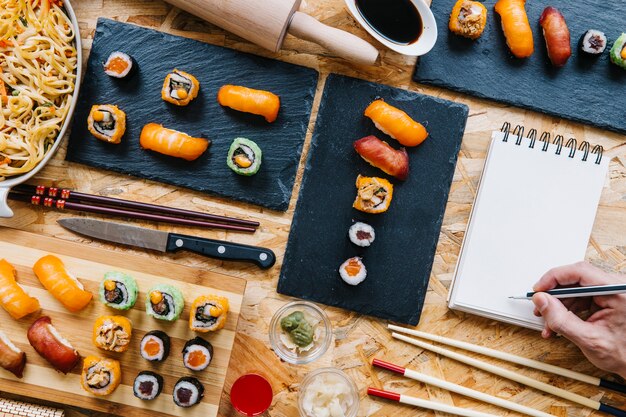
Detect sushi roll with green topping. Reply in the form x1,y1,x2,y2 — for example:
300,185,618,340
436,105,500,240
610,33,626,69
146,284,184,322
227,137,262,176
99,271,138,310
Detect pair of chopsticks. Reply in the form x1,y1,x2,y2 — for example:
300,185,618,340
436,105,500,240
369,325,626,417
9,184,259,233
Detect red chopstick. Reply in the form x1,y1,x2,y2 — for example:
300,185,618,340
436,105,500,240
13,184,259,227
7,192,256,233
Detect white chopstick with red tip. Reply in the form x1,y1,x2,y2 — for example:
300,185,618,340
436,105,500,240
367,387,499,417
372,359,555,417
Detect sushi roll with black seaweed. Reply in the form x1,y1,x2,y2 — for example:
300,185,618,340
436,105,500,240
140,330,170,362
173,377,204,407
348,222,375,247
133,371,164,401
87,104,126,144
580,30,607,55
162,69,200,106
227,138,262,176
610,33,626,69
339,256,367,286
146,284,184,322
189,295,229,333
182,337,214,371
99,271,138,310
103,51,134,78
80,356,122,396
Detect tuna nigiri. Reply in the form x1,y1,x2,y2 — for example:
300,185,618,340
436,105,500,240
140,123,210,161
0,259,40,319
539,7,571,67
28,316,80,374
364,99,428,147
33,255,92,313
217,85,280,123
354,135,409,180
494,0,534,58
0,330,26,378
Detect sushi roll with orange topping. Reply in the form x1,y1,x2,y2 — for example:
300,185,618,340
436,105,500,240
92,315,132,353
0,259,40,320
140,123,210,161
217,85,280,123
87,105,126,144
364,99,428,147
189,295,229,333
352,175,394,214
162,69,200,106
81,356,122,396
339,257,367,286
449,0,487,40
33,255,92,312
146,284,184,322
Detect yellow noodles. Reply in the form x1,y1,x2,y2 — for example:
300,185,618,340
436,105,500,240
0,0,77,180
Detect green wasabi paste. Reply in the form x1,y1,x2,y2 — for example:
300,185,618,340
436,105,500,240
280,311,314,347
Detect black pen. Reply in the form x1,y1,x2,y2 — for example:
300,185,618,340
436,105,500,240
509,284,626,300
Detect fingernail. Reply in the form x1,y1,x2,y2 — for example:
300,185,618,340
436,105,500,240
533,293,548,313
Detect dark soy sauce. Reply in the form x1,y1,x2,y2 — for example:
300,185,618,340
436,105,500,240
355,0,423,45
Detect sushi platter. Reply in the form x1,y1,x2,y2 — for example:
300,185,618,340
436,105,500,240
0,227,245,417
415,0,626,135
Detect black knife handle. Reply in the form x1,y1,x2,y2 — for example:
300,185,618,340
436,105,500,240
166,233,276,269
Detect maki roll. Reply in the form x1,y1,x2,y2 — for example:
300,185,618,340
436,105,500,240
99,271,138,310
80,356,122,396
87,104,126,144
173,377,204,408
449,0,488,40
103,51,134,78
339,257,367,286
189,295,230,333
182,337,214,371
610,33,626,69
140,330,170,362
92,315,132,353
146,284,184,321
162,69,200,106
133,371,164,401
0,330,26,378
348,222,375,247
580,29,607,55
352,175,394,214
227,138,262,176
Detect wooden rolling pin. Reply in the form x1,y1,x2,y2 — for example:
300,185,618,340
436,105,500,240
163,0,379,65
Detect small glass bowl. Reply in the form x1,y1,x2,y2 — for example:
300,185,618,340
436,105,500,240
269,301,332,365
298,368,359,417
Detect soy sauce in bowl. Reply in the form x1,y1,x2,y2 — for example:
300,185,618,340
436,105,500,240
355,0,423,45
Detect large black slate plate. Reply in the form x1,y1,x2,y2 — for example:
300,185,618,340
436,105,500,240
67,19,318,211
414,0,626,134
277,74,468,325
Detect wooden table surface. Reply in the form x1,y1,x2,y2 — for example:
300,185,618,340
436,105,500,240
2,0,626,416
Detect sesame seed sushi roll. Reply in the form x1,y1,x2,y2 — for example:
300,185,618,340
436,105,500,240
352,175,394,214
133,371,164,401
339,257,367,286
99,271,138,310
189,295,230,332
217,85,280,123
348,222,375,247
364,99,428,147
162,69,200,106
92,315,132,353
610,33,626,69
139,330,170,362
87,104,126,144
182,337,213,371
227,138,262,176
173,377,204,408
80,356,122,396
580,29,607,55
146,284,184,322
103,51,134,78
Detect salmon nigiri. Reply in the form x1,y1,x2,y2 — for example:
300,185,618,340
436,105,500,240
364,99,428,147
217,85,280,123
140,123,210,161
33,255,92,312
0,259,40,319
494,0,534,58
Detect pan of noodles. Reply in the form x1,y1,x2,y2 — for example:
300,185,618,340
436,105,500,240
0,0,82,217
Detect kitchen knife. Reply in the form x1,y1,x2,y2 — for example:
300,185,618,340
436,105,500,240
58,218,276,269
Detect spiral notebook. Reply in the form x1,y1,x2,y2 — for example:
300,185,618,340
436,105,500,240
448,124,610,330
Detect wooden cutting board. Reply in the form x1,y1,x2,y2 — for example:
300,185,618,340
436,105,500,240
0,227,246,417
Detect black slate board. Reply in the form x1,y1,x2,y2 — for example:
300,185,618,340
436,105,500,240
67,19,318,211
277,74,468,325
414,0,626,135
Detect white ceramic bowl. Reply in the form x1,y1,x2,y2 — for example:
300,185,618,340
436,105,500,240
0,0,83,217
344,0,438,56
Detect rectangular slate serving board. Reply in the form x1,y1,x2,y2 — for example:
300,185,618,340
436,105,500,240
277,74,468,325
67,19,318,211
414,0,626,135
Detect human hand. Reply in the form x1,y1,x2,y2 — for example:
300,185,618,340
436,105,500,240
532,261,626,379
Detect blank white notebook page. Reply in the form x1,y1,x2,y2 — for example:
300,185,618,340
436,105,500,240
449,131,609,329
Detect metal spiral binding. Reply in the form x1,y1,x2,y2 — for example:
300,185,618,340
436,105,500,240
500,123,603,164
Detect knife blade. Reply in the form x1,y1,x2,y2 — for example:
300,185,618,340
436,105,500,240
58,218,276,269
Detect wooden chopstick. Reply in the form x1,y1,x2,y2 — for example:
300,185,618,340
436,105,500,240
372,358,555,417
368,387,500,417
391,332,626,417
7,192,256,233
13,184,259,228
389,325,626,395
